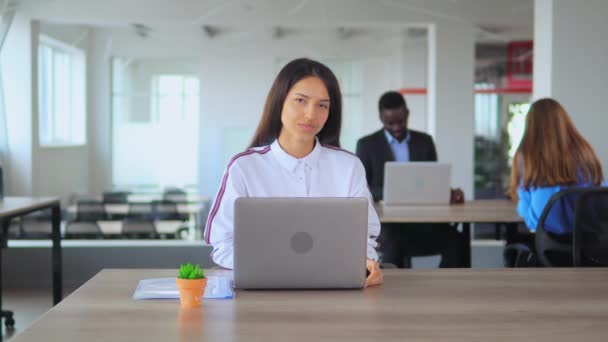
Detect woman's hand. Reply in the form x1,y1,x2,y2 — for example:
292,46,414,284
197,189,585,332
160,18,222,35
364,259,383,288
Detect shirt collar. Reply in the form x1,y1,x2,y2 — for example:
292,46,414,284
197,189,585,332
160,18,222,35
271,138,322,173
384,129,411,144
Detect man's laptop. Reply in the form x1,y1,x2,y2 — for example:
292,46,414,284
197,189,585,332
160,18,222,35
383,162,451,205
233,197,368,289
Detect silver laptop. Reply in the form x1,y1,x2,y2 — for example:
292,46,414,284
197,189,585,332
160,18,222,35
234,197,368,289
383,162,451,205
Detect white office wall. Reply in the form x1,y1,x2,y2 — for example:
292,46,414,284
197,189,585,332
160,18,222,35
552,0,608,175
197,52,271,196
201,41,406,196
85,28,423,196
69,23,475,198
88,28,112,197
0,20,97,201
0,13,33,196
6,18,478,200
31,22,91,204
534,0,608,177
402,36,428,132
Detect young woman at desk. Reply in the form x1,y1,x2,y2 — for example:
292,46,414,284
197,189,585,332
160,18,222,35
204,58,383,287
508,98,604,236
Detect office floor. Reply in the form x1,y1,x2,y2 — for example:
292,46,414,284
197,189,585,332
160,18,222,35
1,288,75,340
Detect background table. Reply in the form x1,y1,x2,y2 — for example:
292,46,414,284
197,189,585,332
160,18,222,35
10,268,608,341
375,199,523,267
1,197,62,340
0,197,62,304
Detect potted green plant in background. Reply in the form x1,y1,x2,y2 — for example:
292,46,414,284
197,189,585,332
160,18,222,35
176,263,207,308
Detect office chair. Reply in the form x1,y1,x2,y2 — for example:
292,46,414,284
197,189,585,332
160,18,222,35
151,200,185,239
534,188,579,267
152,200,179,219
504,188,578,267
5,220,22,239
506,187,608,267
102,191,130,204
573,188,608,266
102,191,130,220
152,200,187,220
123,203,158,238
122,218,158,239
19,210,53,239
162,187,187,203
65,200,106,239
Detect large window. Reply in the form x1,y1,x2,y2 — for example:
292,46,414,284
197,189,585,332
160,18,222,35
474,83,500,140
111,58,200,189
37,35,86,146
473,83,502,198
506,102,530,162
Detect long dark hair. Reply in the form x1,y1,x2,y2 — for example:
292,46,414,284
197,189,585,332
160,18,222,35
508,98,603,201
248,58,342,148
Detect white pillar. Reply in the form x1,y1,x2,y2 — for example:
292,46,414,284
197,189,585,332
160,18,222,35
0,13,33,196
431,22,475,196
533,0,553,100
89,28,113,196
534,0,608,176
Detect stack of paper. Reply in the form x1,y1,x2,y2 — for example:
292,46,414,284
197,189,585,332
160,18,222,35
133,276,233,300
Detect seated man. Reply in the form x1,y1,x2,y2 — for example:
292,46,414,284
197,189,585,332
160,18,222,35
356,91,463,268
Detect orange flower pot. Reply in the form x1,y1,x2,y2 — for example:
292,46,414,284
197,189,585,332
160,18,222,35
176,278,207,308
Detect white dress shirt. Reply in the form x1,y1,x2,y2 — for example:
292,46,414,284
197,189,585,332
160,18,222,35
384,129,411,162
204,139,380,269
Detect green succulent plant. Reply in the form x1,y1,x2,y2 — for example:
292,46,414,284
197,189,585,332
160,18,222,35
178,263,205,279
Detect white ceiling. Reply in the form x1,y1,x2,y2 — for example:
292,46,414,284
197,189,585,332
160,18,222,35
15,0,534,42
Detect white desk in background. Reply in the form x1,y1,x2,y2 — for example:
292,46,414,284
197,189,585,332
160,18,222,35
124,193,207,203
96,220,186,236
67,202,204,216
81,192,207,203
67,202,207,240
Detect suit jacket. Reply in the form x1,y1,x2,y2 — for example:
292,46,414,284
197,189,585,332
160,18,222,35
356,129,437,202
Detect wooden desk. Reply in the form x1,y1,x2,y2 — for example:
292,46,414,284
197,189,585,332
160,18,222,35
0,197,63,338
376,199,523,267
11,268,608,341
376,199,521,223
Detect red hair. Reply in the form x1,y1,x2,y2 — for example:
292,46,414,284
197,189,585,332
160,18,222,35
508,98,603,201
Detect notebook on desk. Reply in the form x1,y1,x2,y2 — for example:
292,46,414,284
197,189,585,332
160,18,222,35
233,197,368,289
133,276,233,300
383,162,451,205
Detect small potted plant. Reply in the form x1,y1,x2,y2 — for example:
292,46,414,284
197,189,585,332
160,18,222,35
176,263,207,308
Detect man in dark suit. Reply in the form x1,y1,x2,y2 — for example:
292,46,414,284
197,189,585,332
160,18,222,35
356,91,463,268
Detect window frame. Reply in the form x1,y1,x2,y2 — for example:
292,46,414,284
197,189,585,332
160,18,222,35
110,58,201,189
37,34,87,148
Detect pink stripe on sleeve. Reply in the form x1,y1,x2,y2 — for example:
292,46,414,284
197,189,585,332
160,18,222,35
321,144,358,157
204,146,271,244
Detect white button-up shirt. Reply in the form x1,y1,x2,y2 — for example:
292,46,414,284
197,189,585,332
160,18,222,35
384,129,411,162
204,139,380,269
